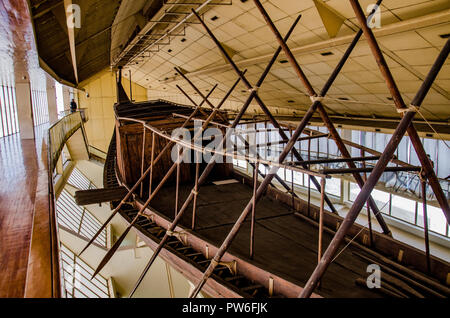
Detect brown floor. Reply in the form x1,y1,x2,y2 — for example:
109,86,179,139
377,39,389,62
0,127,46,297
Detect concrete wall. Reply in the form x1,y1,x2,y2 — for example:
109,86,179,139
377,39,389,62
46,76,59,125
78,69,147,152
15,79,35,140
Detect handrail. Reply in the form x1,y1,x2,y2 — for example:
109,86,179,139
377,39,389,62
49,111,84,172
45,111,88,297
47,134,62,298
117,116,330,179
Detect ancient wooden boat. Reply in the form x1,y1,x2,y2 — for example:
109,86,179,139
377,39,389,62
87,70,450,299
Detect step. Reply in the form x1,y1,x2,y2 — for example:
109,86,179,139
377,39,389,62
241,284,264,292
186,252,203,257
225,275,245,282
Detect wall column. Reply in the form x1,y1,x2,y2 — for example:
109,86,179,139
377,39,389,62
15,74,35,140
46,76,58,125
62,85,71,112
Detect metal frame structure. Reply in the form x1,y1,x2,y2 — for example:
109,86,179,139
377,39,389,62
114,0,233,67
79,0,449,298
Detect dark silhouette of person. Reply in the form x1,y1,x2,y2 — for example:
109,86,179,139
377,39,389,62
70,99,78,113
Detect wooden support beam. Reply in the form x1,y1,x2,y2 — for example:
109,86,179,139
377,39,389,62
289,155,380,166
349,0,450,223
299,1,450,296
192,8,338,214
421,179,431,274
252,0,391,234
74,187,129,206
321,166,421,175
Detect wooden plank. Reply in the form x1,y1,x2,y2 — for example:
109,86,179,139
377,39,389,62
0,137,38,297
74,187,129,205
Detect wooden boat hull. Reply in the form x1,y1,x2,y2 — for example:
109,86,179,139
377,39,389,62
105,97,450,298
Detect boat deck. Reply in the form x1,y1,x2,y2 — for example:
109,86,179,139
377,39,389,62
150,181,382,298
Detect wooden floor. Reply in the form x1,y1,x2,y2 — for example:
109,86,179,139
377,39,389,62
150,181,383,298
0,129,45,297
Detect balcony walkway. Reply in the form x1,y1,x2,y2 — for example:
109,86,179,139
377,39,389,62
0,125,47,297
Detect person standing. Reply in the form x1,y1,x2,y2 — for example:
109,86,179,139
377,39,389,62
70,98,78,113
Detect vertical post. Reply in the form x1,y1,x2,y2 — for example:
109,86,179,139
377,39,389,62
307,132,311,217
129,70,133,102
175,144,181,217
289,127,295,211
361,149,373,246
318,177,326,263
62,85,71,113
2,85,11,135
192,150,200,230
250,161,259,259
140,125,146,197
421,177,431,273
46,76,59,125
0,86,5,137
149,132,155,197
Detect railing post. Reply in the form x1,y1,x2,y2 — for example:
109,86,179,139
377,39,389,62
307,131,311,217
175,144,181,217
361,149,373,246
250,160,259,259
149,132,155,197
140,125,146,197
421,177,431,273
192,150,200,230
318,177,326,264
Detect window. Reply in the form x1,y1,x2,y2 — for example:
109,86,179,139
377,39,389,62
236,159,247,169
31,89,49,126
370,189,391,214
293,171,304,186
0,84,19,137
56,190,107,247
349,182,360,202
67,168,95,190
56,82,65,114
60,244,110,298
391,195,416,224
325,177,341,197
230,124,450,239
417,203,448,236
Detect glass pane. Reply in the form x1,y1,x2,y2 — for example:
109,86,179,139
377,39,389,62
293,171,303,186
417,204,448,236
326,177,341,197
391,195,416,224
349,182,360,202
370,189,390,214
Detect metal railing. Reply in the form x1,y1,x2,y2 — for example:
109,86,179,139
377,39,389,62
67,167,96,190
49,111,84,172
47,111,89,297
56,190,107,248
58,108,88,122
60,244,110,298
